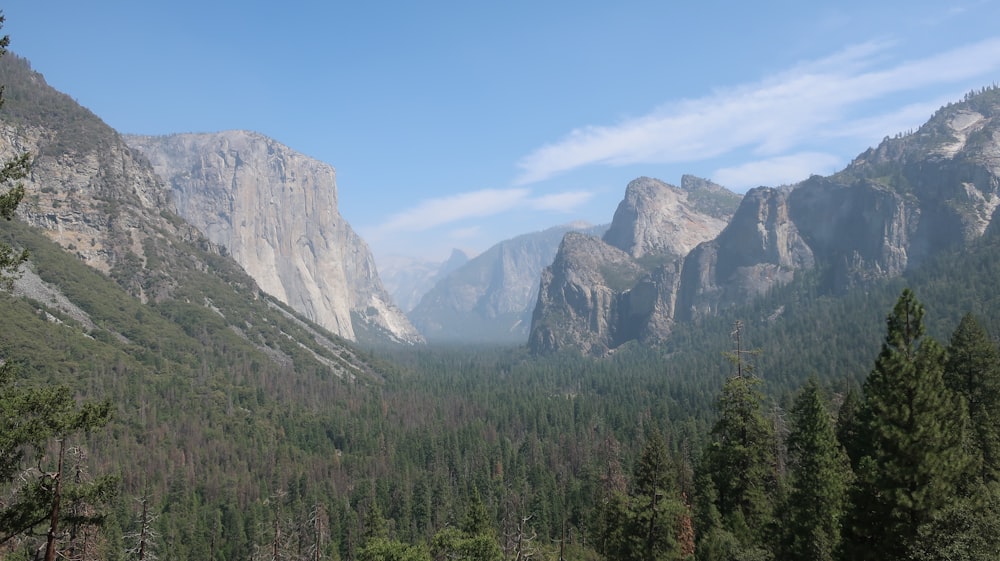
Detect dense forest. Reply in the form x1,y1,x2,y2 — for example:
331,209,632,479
3,16,1000,561
3,196,1000,561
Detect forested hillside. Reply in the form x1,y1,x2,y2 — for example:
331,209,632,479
4,190,1000,560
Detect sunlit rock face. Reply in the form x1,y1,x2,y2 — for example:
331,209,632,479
127,131,423,345
530,88,1000,354
530,176,740,355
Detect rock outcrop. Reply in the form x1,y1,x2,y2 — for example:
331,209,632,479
125,131,423,345
529,86,1000,355
0,54,201,304
603,175,734,259
530,177,741,354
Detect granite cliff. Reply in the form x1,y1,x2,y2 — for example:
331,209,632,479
125,131,423,345
529,87,1000,355
530,176,741,355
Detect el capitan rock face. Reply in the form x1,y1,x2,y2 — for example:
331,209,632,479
529,87,1000,355
126,131,423,345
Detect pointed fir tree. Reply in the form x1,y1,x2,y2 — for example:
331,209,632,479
842,289,976,560
945,313,1000,481
701,374,778,554
608,426,683,561
834,385,863,470
778,379,851,561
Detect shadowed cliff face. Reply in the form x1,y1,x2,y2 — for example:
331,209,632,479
126,131,423,345
529,88,1000,355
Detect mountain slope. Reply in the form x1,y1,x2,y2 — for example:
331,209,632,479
380,249,470,313
125,131,423,346
409,223,606,343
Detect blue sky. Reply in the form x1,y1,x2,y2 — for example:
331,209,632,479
4,2,1000,262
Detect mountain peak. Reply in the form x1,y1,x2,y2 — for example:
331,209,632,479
602,176,738,259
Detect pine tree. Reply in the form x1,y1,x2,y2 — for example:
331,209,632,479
843,289,976,560
701,374,777,552
945,313,1000,481
778,379,851,561
606,427,683,561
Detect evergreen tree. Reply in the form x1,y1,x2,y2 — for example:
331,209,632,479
429,488,502,561
778,379,851,561
605,427,684,561
945,313,1000,481
834,386,862,470
701,374,777,554
843,289,976,560
630,427,682,561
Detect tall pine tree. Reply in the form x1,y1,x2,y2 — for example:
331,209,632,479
605,427,685,561
778,379,851,561
700,374,777,556
842,289,976,560
945,313,1000,481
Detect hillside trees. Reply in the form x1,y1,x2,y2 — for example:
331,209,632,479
0,14,114,559
697,372,778,559
841,289,977,560
777,379,851,561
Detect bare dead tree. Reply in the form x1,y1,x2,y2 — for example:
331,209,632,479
125,492,159,561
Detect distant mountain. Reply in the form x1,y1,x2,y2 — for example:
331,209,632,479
530,86,1000,355
409,223,606,343
380,249,470,313
125,131,423,346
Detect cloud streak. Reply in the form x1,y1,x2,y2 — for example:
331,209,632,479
370,187,594,237
712,153,842,190
515,37,1000,185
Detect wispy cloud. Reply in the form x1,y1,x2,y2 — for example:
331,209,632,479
712,153,843,190
370,187,595,237
528,191,595,212
375,189,530,235
515,37,1000,185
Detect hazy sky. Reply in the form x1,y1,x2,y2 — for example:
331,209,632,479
4,1,1000,262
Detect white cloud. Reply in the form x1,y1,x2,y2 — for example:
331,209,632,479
528,191,595,212
369,187,597,238
712,153,843,191
448,226,481,240
515,37,1000,184
374,188,530,235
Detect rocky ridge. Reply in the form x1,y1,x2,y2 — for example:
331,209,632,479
529,87,1000,355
